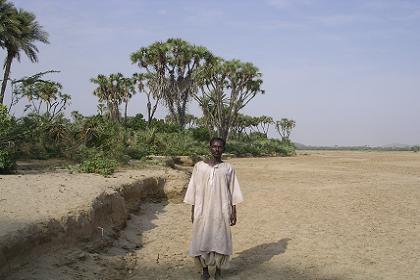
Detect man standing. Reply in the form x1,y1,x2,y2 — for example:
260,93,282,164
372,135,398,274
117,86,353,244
184,137,244,280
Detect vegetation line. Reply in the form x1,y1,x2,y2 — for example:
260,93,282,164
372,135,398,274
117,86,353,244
0,1,296,174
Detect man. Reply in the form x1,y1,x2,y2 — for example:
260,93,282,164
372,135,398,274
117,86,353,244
184,137,244,280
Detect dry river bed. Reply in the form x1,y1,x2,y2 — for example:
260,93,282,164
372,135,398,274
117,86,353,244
3,151,420,280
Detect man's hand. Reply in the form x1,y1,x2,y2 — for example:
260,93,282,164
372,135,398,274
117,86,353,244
230,205,237,226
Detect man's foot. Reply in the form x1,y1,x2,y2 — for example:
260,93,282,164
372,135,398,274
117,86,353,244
201,267,210,280
215,267,222,280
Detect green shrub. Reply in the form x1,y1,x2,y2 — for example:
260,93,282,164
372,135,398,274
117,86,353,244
0,105,16,172
82,116,121,149
0,149,16,172
12,113,73,160
152,131,208,156
226,137,295,157
190,127,210,142
77,117,125,175
125,145,150,160
0,105,13,136
150,119,181,133
78,116,125,158
125,113,147,130
79,149,118,176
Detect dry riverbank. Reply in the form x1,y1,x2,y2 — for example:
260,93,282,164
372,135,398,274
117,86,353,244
2,151,420,279
0,162,189,278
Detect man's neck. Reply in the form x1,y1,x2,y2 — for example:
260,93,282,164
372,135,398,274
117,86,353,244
207,158,222,166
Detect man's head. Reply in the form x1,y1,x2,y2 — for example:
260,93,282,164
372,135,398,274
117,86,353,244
209,137,225,159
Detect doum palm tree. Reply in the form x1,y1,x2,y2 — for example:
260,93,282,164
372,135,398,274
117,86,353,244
0,5,49,104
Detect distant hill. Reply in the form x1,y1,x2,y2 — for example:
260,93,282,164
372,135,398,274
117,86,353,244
293,142,418,151
293,142,308,149
381,143,411,149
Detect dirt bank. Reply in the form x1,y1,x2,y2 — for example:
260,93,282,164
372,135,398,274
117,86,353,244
0,164,189,277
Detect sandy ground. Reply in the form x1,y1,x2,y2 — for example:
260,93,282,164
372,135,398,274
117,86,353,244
3,151,420,279
0,162,185,239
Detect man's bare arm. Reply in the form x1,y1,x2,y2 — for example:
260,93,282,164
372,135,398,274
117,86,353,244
191,205,194,223
230,205,237,226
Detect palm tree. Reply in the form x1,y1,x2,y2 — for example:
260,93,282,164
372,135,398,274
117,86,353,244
131,38,215,128
0,0,19,46
91,73,136,123
0,7,49,104
275,118,296,143
194,59,264,140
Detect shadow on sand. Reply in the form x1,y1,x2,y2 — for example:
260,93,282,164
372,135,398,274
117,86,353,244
223,238,345,280
232,238,291,266
226,238,290,277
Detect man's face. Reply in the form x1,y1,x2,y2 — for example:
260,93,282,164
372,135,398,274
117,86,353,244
210,140,224,158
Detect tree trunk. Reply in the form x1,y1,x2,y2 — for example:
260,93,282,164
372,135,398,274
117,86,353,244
178,110,185,129
0,53,14,105
218,126,229,142
147,100,152,126
124,100,128,125
111,102,120,122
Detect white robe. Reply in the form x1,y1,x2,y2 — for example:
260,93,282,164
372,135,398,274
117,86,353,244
184,161,244,256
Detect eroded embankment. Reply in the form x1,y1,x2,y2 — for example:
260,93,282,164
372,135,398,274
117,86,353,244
0,171,189,278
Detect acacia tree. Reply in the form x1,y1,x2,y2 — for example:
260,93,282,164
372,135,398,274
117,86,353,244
18,79,70,120
194,58,264,140
6,70,59,113
275,118,296,143
131,38,215,128
0,5,49,104
91,73,136,123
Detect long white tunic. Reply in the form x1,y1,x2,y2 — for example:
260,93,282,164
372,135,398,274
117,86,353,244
184,161,244,256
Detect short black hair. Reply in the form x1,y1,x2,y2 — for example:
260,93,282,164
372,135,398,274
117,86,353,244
209,137,225,147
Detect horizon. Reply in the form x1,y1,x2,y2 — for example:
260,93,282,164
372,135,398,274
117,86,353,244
2,0,420,147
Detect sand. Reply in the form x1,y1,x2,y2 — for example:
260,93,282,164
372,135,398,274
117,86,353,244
2,151,420,279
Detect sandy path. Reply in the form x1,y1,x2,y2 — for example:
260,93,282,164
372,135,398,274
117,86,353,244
5,151,420,279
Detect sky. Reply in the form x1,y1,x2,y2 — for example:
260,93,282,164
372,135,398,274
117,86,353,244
2,0,420,146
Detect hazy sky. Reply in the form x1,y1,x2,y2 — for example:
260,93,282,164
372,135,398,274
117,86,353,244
4,0,420,146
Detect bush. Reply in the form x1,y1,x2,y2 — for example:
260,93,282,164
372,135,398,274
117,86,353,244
226,137,295,157
76,116,131,175
148,131,207,156
124,114,147,130
0,149,16,172
79,149,118,176
0,105,16,172
78,116,125,156
13,113,74,160
150,119,181,133
125,145,149,160
190,126,210,142
82,116,121,149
